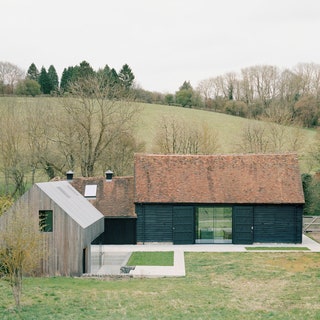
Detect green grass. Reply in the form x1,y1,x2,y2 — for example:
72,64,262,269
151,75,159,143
245,247,310,251
1,252,320,319
127,251,174,266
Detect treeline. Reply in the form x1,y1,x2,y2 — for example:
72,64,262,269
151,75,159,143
136,62,320,129
1,61,320,127
0,60,135,97
196,63,320,128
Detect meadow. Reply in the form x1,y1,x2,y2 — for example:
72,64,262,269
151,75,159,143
1,252,320,319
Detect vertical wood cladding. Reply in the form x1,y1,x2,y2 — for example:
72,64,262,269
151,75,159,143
254,205,302,243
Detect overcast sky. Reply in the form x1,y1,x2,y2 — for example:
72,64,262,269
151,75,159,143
2,0,320,93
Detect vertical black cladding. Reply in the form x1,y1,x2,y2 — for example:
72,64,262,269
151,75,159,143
233,206,254,244
173,206,194,244
143,205,173,242
92,218,136,244
254,205,302,243
136,204,195,243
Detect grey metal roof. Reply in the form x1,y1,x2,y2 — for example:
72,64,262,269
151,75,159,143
36,181,104,229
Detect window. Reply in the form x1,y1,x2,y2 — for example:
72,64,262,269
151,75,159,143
39,210,53,232
195,206,232,244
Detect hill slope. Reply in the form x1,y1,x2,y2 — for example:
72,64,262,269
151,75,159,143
137,103,316,155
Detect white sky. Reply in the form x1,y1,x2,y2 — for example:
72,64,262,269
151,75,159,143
2,0,320,93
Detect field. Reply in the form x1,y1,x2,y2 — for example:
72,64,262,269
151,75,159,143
0,96,316,154
1,252,320,319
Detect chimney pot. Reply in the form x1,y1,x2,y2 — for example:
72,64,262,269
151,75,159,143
66,170,74,181
105,170,113,181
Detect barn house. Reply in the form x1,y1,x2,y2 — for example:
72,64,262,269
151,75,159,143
0,152,305,276
134,153,305,244
1,181,104,276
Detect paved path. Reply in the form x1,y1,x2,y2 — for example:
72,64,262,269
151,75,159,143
90,235,320,277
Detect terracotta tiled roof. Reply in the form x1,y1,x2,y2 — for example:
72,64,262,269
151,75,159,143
71,176,136,218
134,153,305,204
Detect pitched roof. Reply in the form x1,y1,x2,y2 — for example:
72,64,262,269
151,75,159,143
71,176,136,218
36,181,104,228
134,153,305,204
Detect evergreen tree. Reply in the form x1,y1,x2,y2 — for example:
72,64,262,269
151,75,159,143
47,65,59,92
38,67,52,94
77,61,95,79
118,64,135,90
26,63,39,81
176,81,194,107
60,67,75,92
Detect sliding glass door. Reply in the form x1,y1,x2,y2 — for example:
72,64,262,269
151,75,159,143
195,207,232,243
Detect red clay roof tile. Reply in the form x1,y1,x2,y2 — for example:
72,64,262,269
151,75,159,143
134,153,305,204
71,176,136,218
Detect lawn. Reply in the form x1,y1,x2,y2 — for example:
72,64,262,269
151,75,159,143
245,247,310,251
1,252,320,319
127,251,174,266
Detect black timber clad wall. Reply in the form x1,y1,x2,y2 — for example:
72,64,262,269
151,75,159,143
136,204,303,244
136,204,173,242
173,206,194,244
254,205,302,243
233,206,254,244
92,218,136,244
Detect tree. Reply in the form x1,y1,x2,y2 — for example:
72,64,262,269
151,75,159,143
38,67,52,94
59,75,140,177
26,63,39,81
15,79,41,97
154,116,220,154
293,95,319,127
0,62,24,94
0,196,13,217
0,104,28,196
118,64,135,91
0,203,46,308
175,81,194,107
77,60,95,80
47,65,59,92
60,67,74,92
237,123,269,153
164,94,175,105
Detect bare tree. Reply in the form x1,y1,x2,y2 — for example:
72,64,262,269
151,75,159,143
0,103,28,196
237,121,305,154
0,62,25,94
0,203,47,308
59,76,141,177
237,123,269,153
154,116,219,154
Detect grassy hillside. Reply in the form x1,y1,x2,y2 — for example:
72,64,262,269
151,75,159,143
137,102,316,154
0,97,317,172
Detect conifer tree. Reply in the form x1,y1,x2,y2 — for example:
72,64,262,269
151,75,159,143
47,65,59,92
38,67,52,94
26,63,39,81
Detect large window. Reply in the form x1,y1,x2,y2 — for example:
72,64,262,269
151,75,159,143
195,207,232,243
39,210,53,232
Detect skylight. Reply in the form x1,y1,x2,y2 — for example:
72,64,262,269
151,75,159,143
84,185,97,198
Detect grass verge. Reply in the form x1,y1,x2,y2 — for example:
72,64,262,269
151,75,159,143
245,247,310,251
126,251,174,266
